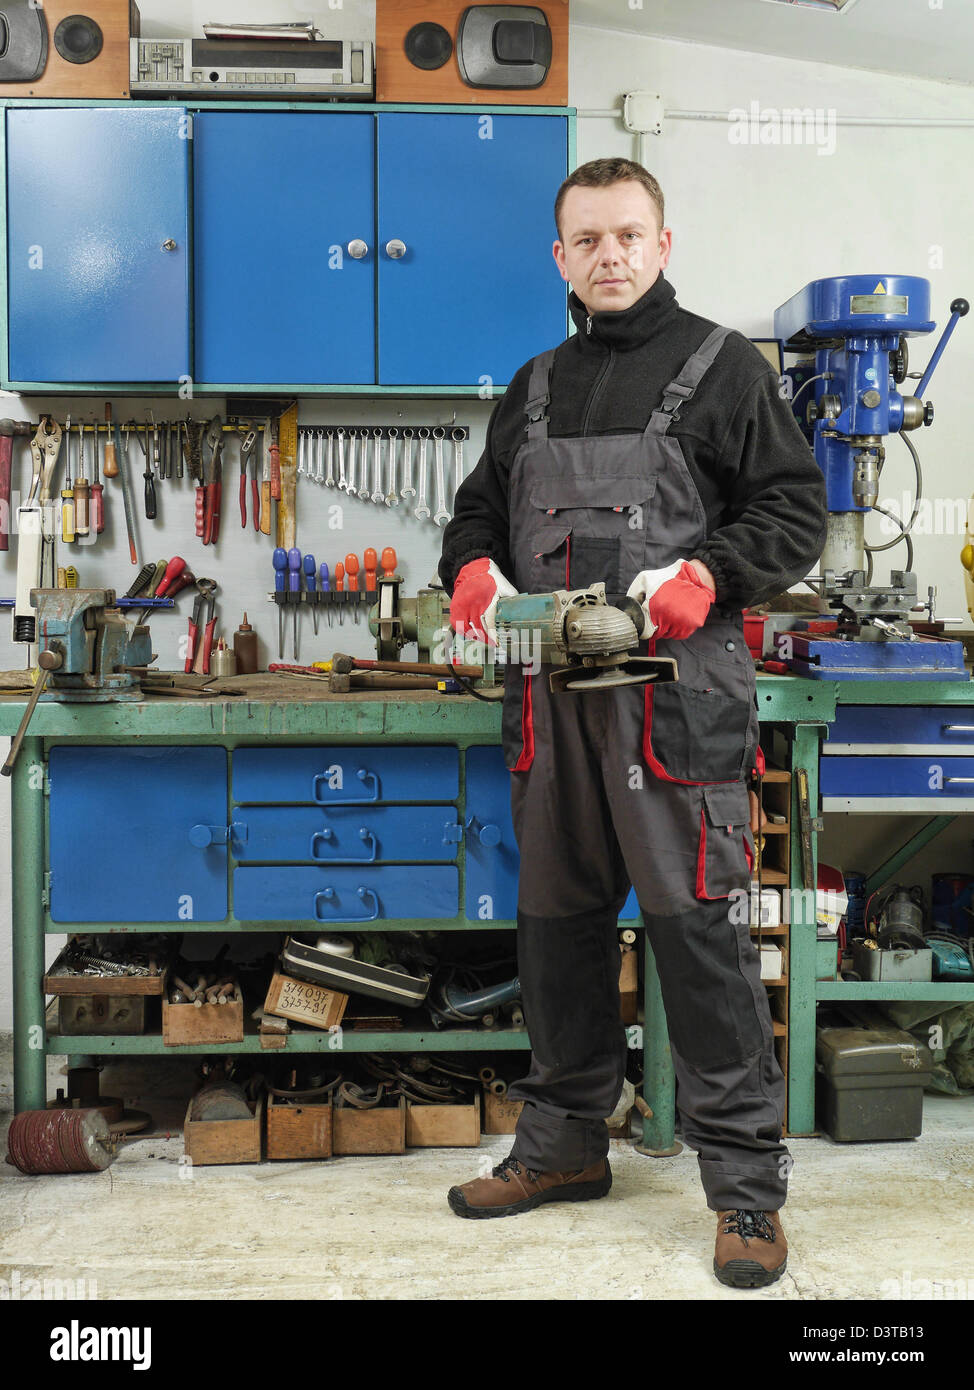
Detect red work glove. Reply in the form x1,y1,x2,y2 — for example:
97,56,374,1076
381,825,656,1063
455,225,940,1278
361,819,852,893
449,557,517,646
627,559,716,641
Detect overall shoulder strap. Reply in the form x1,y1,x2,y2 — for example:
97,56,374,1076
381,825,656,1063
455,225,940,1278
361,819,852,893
645,326,733,436
523,349,558,440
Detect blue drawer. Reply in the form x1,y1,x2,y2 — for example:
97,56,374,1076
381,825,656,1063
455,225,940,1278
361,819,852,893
231,805,461,862
234,866,458,922
821,755,974,801
232,747,458,803
825,706,974,752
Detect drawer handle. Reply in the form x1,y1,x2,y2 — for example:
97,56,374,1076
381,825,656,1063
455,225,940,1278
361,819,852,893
942,724,974,733
943,777,974,785
465,815,501,848
311,767,379,804
310,828,378,862
314,886,380,922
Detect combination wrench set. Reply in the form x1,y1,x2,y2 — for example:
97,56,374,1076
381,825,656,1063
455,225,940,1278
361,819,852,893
296,424,469,527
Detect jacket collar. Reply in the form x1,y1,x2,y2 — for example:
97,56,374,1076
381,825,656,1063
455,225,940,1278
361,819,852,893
568,274,679,352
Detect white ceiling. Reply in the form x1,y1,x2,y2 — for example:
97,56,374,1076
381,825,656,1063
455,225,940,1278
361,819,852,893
571,0,974,88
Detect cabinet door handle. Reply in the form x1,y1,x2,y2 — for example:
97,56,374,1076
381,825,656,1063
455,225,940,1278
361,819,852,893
189,823,227,847
314,886,380,921
385,239,407,260
942,724,974,733
347,239,370,260
465,815,501,847
312,767,379,804
310,827,378,862
161,239,177,252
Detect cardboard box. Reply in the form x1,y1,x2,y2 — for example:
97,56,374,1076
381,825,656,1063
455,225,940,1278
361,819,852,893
264,971,347,1032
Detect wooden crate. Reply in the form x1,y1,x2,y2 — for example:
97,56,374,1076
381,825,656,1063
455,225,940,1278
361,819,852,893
184,1095,263,1166
266,1097,333,1161
406,1093,480,1148
44,951,167,997
58,993,148,1035
263,972,347,1032
482,1091,524,1135
163,998,244,1047
333,1097,406,1155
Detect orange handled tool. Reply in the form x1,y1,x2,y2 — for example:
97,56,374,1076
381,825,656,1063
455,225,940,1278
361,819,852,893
364,547,377,592
103,403,118,478
334,560,345,627
381,546,397,578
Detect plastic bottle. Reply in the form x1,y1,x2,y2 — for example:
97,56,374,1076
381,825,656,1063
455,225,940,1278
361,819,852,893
233,613,259,674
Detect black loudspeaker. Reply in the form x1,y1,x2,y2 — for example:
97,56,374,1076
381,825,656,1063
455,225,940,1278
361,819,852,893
54,15,104,64
404,22,453,71
0,0,138,97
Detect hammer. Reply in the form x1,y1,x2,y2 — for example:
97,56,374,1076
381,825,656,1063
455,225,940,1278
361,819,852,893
0,419,34,551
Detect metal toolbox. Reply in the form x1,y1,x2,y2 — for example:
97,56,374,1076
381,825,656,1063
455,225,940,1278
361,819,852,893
815,1026,932,1142
851,942,932,982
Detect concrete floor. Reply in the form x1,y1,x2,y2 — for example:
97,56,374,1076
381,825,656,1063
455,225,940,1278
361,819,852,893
1,1040,972,1302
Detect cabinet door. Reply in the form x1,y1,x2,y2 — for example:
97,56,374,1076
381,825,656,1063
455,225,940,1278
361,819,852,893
6,108,190,383
377,113,567,386
464,746,640,921
194,113,375,385
48,747,228,923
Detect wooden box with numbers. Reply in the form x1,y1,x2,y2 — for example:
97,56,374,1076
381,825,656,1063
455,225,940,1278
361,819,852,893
263,972,348,1032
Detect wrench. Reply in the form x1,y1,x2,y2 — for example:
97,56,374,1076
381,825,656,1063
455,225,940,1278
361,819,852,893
371,428,384,504
337,428,347,492
325,428,336,487
415,427,431,521
432,426,450,526
348,428,358,497
385,427,399,506
451,426,466,492
401,427,416,499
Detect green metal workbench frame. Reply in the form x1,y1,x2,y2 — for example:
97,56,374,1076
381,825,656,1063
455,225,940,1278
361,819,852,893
2,676,835,1152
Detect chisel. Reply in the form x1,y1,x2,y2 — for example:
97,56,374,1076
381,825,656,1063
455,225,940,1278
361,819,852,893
113,420,140,565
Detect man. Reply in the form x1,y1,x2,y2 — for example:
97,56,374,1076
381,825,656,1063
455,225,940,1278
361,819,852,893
438,158,827,1289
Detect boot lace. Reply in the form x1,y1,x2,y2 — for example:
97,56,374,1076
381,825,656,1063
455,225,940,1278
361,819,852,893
493,1155,541,1184
722,1210,776,1245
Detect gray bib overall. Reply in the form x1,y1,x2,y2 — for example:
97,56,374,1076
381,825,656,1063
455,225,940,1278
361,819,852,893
501,327,791,1210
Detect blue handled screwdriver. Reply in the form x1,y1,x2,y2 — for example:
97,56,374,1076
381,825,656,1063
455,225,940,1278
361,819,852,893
288,547,302,660
303,552,318,637
272,547,288,659
319,562,331,629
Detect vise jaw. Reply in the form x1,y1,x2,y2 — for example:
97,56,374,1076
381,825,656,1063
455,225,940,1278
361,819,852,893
28,588,152,701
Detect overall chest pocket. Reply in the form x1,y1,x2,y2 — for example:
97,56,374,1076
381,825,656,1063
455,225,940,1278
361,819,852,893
525,474,658,595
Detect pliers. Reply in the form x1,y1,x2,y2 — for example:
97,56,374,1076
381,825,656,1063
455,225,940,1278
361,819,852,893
238,423,259,530
185,578,218,674
197,416,224,546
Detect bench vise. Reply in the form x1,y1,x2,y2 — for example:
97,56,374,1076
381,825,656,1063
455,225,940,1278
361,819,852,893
2,589,152,777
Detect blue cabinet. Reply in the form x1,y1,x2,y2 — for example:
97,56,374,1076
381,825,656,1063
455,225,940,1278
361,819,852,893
377,113,568,386
48,747,228,923
193,113,376,385
6,107,191,383
464,745,640,921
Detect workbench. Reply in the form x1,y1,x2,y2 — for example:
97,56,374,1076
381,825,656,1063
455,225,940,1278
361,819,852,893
4,675,973,1147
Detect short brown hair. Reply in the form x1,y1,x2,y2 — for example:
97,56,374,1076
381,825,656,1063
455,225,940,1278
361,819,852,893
554,159,665,240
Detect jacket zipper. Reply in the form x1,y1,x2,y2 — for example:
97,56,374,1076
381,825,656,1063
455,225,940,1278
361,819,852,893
581,347,614,437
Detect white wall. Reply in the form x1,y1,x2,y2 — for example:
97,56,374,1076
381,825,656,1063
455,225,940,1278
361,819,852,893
3,9,974,1024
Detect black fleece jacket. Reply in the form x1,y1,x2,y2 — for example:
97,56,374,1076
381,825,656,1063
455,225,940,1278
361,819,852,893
438,274,828,607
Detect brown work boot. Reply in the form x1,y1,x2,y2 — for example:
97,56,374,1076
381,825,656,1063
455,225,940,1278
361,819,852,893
714,1209,787,1288
448,1153,611,1220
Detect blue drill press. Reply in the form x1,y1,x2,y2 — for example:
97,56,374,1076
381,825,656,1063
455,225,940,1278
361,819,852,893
774,275,968,679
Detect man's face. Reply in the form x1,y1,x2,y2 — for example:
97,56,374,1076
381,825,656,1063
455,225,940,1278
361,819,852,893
553,180,672,315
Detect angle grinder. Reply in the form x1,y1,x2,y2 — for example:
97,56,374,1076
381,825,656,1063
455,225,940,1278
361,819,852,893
494,583,678,693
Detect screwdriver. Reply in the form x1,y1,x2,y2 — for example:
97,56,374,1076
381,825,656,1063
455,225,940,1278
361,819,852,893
381,546,398,578
303,553,319,636
103,403,118,479
364,547,377,596
273,547,288,659
90,420,104,535
60,413,75,543
143,416,157,520
319,562,331,629
74,420,89,538
345,552,360,624
334,560,345,627
288,547,302,659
